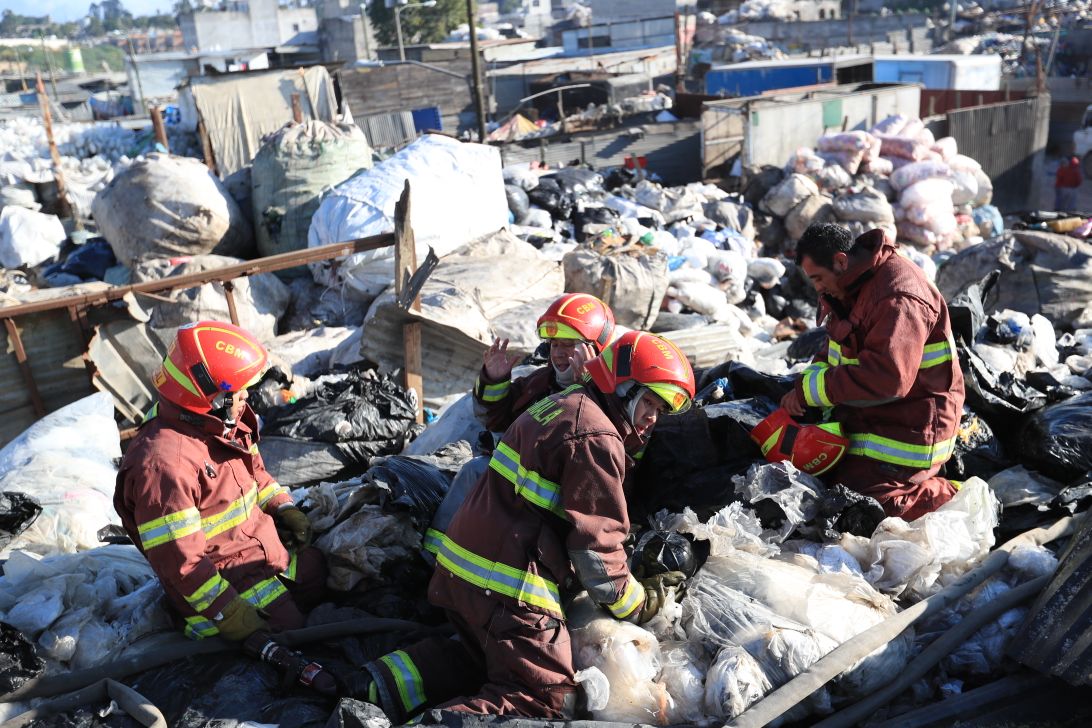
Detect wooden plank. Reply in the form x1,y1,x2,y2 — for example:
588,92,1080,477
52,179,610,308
36,73,72,221
393,180,423,424
150,106,170,153
4,318,45,418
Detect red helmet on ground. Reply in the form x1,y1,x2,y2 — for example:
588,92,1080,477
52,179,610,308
537,293,616,354
750,408,849,476
586,331,696,414
153,321,268,413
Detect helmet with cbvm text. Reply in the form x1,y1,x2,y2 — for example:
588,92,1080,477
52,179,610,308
750,408,850,476
153,321,268,413
537,293,616,354
586,331,696,415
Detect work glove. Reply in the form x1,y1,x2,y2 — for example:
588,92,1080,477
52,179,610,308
637,571,687,624
216,596,268,642
274,504,313,551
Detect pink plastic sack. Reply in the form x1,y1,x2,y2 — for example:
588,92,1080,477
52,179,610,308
878,135,929,161
861,157,894,176
900,178,955,209
898,220,948,249
872,114,910,136
901,118,925,139
932,137,958,161
818,149,865,175
818,131,876,153
891,160,953,191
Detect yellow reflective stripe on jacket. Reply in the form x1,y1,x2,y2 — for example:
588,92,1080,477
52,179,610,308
183,614,218,640
202,486,259,540
379,650,427,715
827,340,859,367
920,340,955,369
848,433,956,469
607,574,645,619
185,572,231,613
489,442,569,521
137,507,202,550
434,532,563,616
240,575,288,610
281,552,299,582
257,480,288,509
801,363,834,408
477,377,510,403
422,528,443,555
249,443,259,455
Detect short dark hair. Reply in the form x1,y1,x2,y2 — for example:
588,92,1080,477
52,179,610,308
795,223,853,268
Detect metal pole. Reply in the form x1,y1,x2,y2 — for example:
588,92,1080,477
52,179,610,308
127,37,146,112
13,46,29,91
948,0,957,43
396,4,406,62
467,0,488,141
359,3,372,61
38,32,59,100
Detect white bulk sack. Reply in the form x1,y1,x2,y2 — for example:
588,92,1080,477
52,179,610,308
0,207,66,269
307,134,508,303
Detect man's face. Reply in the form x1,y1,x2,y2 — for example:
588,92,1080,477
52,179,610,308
630,390,667,438
548,338,583,371
801,252,849,300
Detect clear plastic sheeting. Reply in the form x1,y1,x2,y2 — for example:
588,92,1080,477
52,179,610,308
0,546,168,674
703,643,770,721
654,503,774,558
313,505,423,591
838,477,999,601
0,393,121,558
733,462,826,543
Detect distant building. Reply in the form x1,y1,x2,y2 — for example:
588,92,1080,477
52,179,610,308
88,0,128,23
317,0,378,63
587,0,696,23
178,0,319,52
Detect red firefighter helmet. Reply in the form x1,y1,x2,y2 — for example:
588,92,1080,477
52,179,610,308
537,293,616,354
153,321,268,413
750,408,849,476
586,331,696,414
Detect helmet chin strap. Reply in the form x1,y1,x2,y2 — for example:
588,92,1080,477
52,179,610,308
615,381,646,427
210,391,236,428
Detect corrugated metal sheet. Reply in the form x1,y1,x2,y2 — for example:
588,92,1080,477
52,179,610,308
1010,512,1092,685
499,121,702,186
357,110,417,149
947,97,1049,212
659,324,752,369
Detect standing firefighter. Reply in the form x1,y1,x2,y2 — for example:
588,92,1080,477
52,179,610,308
781,224,965,520
115,321,326,642
353,331,695,722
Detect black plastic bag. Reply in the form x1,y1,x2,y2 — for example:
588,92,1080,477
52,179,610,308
958,343,1047,425
1052,474,1092,515
41,238,117,284
631,529,708,579
551,167,604,195
1019,391,1092,482
944,407,1011,481
262,371,417,444
947,270,999,345
326,699,391,728
0,622,45,693
528,177,573,220
787,326,829,363
795,484,886,541
695,361,795,402
505,184,530,221
0,492,41,550
366,441,471,529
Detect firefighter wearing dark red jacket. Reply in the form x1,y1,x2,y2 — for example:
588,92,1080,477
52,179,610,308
114,321,326,642
781,224,965,521
472,292,616,433
351,331,695,722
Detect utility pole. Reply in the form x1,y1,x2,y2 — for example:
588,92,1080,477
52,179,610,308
36,72,73,221
466,0,487,141
38,32,59,101
127,36,147,113
13,46,29,91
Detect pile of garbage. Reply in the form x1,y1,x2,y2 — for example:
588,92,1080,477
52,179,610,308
733,0,797,22
692,18,786,62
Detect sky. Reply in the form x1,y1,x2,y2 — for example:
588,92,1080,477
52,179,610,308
7,0,176,23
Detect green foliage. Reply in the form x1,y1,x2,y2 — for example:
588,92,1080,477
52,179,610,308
368,0,473,48
0,42,127,74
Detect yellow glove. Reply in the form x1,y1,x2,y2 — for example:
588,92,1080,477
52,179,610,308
274,505,313,551
637,571,687,624
216,596,268,642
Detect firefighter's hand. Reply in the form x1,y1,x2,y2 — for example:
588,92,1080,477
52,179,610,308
217,596,268,642
566,342,596,380
637,571,687,624
780,387,806,418
275,505,313,551
483,338,520,382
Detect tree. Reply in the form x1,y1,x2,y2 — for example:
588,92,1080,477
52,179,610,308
368,0,471,48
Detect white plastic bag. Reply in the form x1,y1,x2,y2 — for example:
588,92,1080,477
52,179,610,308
0,206,66,269
703,643,771,721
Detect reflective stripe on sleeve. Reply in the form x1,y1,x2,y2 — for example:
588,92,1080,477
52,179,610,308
489,442,569,520
202,486,259,539
137,507,202,550
423,528,443,555
606,574,645,619
184,572,231,613
183,615,219,640
477,377,510,403
802,363,834,408
920,340,955,369
240,575,288,610
378,650,427,715
257,481,288,509
434,532,563,616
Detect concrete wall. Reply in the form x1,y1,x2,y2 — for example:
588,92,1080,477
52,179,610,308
589,0,676,22
737,14,930,50
562,16,675,53
181,1,318,52
321,16,366,63
338,61,477,133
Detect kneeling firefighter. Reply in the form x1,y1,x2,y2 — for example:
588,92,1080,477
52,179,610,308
348,331,696,722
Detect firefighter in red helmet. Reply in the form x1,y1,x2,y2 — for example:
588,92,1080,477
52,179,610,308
349,331,695,723
114,321,326,642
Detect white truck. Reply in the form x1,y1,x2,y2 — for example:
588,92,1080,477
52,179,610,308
1076,104,1092,180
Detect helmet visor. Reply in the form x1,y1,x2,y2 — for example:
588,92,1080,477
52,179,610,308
538,320,585,342
646,381,692,415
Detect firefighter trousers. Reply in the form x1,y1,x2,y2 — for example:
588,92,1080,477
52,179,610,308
833,455,958,521
366,576,577,723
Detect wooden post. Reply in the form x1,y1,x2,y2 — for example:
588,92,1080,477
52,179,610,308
290,93,304,123
197,117,217,175
150,106,170,153
36,72,73,221
394,181,424,424
3,318,46,418
222,281,240,326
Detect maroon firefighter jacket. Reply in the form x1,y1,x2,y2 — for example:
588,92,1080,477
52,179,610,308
794,229,965,472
